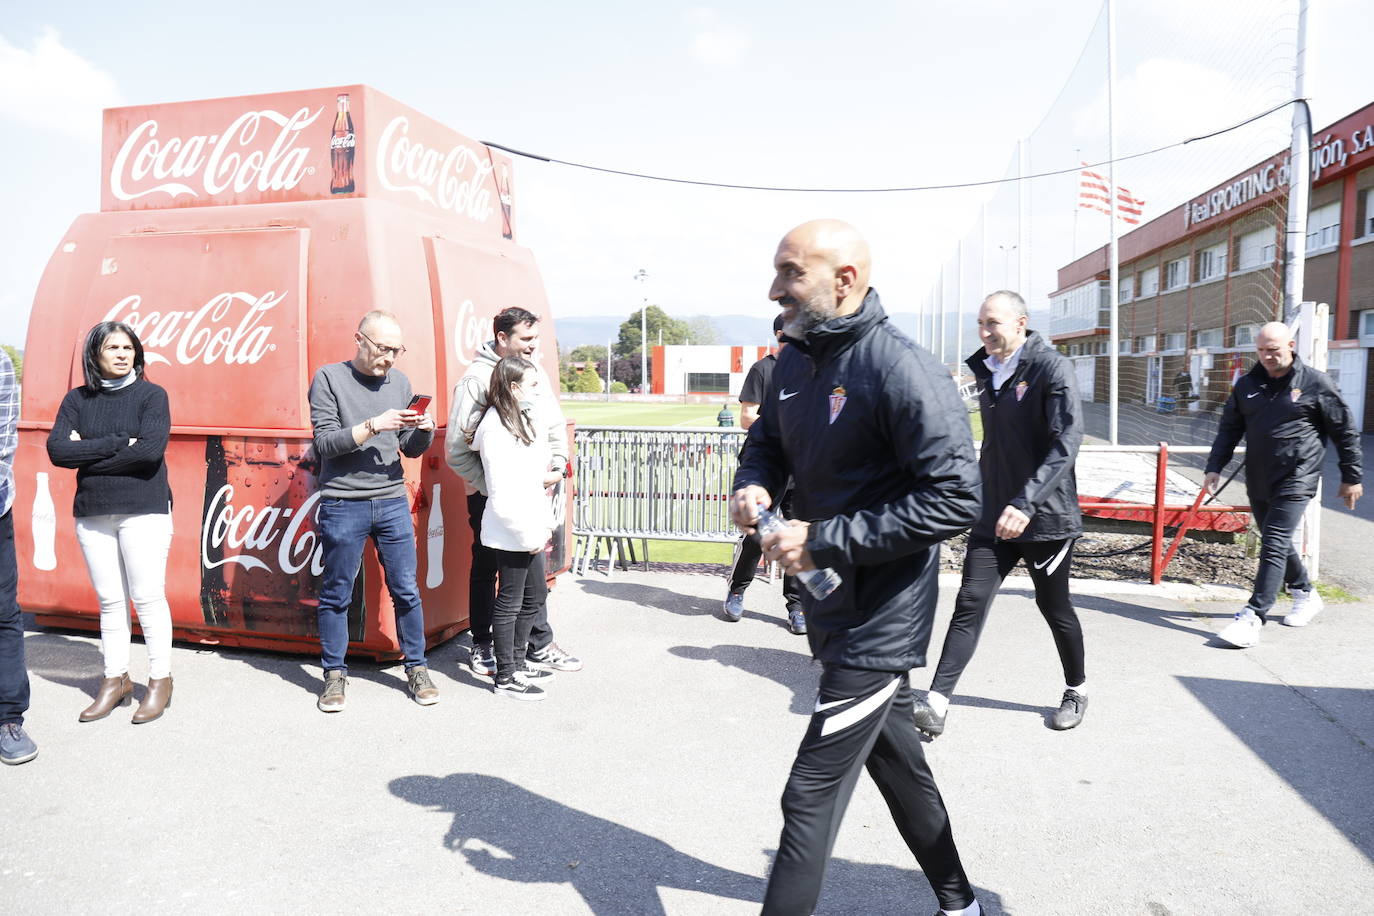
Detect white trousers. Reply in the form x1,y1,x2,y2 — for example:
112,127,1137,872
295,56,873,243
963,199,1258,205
74,513,174,679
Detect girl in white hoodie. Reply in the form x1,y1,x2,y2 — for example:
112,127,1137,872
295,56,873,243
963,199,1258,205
472,356,557,700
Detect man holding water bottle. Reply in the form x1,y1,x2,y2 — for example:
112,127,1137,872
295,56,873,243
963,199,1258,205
731,220,985,916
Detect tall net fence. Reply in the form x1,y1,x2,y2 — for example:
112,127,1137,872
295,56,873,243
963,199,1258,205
918,0,1301,458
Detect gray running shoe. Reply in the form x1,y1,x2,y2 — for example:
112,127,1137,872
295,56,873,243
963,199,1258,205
0,722,38,766
1050,689,1088,730
722,590,745,622
913,698,946,737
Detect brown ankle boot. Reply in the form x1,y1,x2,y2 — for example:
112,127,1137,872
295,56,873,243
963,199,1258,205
79,673,133,722
132,676,173,724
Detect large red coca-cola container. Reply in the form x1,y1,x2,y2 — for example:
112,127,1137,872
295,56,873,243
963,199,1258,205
15,85,571,658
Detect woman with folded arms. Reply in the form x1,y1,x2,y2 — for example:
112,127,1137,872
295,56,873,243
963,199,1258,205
47,321,174,724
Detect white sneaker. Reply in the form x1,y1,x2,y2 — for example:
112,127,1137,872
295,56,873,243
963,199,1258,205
1283,588,1324,627
1217,610,1263,648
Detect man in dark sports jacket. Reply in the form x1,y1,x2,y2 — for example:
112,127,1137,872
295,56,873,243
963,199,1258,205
732,219,984,916
913,290,1089,737
1206,320,1361,648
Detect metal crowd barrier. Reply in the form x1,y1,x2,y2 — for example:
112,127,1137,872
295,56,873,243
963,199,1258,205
571,426,745,576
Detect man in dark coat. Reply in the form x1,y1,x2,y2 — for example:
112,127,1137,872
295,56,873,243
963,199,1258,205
732,219,983,916
913,291,1089,738
1205,320,1362,647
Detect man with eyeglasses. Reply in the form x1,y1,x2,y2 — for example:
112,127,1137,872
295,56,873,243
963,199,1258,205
308,309,439,712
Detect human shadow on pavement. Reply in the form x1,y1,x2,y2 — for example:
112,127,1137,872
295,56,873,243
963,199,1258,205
390,772,763,914
669,644,817,715
578,578,719,618
1178,676,1374,862
23,630,106,697
1059,591,1221,638
390,772,1010,915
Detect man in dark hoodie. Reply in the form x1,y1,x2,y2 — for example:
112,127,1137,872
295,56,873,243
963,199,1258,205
913,290,1089,737
1205,320,1361,648
732,220,984,916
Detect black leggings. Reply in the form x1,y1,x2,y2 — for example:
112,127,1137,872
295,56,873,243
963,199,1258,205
491,547,548,680
1247,495,1312,618
763,664,974,915
929,536,1085,698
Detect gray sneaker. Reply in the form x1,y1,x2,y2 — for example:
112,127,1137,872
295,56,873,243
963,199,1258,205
1050,689,1088,730
406,665,440,706
0,722,38,766
526,643,582,672
469,643,496,677
318,670,347,713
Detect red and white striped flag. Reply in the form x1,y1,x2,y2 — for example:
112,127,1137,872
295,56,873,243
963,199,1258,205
1079,164,1145,225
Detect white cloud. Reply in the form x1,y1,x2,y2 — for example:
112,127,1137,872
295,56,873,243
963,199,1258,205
0,28,122,139
685,8,750,70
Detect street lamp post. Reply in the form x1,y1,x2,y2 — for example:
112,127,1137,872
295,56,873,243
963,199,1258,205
998,244,1018,290
634,269,648,394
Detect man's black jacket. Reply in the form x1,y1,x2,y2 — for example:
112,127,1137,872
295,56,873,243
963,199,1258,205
733,289,981,671
966,331,1083,542
1206,356,1362,500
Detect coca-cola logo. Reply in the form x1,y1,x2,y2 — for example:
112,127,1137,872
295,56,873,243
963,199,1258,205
331,132,356,150
109,107,323,201
451,299,485,368
376,116,495,223
202,485,324,577
105,291,283,366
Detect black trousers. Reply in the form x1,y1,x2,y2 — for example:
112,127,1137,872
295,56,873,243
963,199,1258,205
466,491,552,650
1247,495,1313,617
0,511,29,727
763,664,974,915
491,547,548,680
930,536,1085,697
728,489,802,608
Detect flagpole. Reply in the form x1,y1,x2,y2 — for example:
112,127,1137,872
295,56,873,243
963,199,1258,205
1107,0,1120,446
1072,148,1080,259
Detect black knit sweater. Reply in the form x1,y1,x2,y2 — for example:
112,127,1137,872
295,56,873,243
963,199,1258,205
46,377,173,517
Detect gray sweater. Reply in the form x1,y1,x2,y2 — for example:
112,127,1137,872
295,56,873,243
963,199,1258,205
309,361,433,499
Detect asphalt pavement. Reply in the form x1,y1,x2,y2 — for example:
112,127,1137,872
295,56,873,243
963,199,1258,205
4,566,1372,915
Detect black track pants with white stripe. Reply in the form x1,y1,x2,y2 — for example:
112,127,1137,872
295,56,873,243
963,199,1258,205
929,535,1085,698
762,665,974,915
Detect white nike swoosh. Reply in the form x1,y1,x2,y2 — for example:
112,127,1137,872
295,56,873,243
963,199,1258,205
1246,392,1260,398
779,389,798,401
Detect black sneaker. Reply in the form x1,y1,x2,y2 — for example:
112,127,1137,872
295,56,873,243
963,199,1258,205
913,697,946,737
494,676,546,701
1050,689,1088,730
722,590,745,622
516,663,554,682
786,605,807,635
526,643,582,672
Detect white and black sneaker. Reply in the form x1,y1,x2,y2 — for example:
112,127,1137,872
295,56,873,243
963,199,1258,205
494,676,546,701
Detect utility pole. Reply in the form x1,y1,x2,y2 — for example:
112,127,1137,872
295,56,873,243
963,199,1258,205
634,269,648,393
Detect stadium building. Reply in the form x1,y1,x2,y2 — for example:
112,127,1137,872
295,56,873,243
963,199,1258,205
648,344,778,396
1051,100,1374,430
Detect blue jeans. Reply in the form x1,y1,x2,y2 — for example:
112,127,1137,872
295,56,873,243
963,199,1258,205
0,511,30,727
317,496,427,673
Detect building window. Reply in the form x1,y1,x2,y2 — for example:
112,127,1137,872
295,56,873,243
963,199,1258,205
1236,227,1276,270
1134,335,1153,354
1364,188,1374,237
686,372,729,393
1197,243,1227,281
1163,257,1189,291
1138,266,1159,297
1234,324,1260,347
1196,327,1223,348
1164,332,1186,351
1361,310,1374,339
1119,276,1133,303
1119,338,1131,354
1306,202,1342,252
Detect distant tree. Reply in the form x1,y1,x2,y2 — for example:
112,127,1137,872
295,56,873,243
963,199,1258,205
684,316,720,346
571,368,604,394
1,345,21,383
609,357,640,390
610,381,629,394
616,305,690,358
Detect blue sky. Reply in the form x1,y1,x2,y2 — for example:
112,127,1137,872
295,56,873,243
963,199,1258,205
1,0,1369,349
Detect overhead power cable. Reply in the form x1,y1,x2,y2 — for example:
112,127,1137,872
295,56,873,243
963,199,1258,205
483,99,1298,194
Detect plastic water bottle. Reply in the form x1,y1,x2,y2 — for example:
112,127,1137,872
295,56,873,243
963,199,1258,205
753,502,842,600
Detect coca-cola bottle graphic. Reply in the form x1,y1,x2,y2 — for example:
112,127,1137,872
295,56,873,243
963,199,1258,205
330,93,356,194
497,165,513,240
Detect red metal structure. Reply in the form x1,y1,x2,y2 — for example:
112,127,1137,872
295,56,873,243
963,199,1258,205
17,85,571,657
